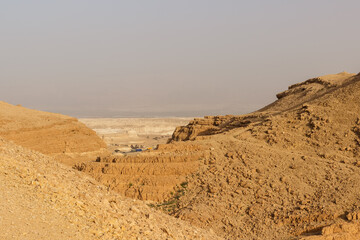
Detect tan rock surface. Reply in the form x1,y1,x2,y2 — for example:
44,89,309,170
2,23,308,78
3,71,360,239
75,142,207,202
77,72,360,239
0,138,221,240
0,101,107,164
167,72,360,239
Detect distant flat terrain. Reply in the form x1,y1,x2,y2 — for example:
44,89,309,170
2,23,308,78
79,118,192,152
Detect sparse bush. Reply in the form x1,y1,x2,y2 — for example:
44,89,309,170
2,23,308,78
180,181,188,188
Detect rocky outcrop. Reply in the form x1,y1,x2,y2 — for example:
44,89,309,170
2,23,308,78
170,72,358,142
171,116,229,141
261,71,357,112
300,214,360,240
75,142,208,202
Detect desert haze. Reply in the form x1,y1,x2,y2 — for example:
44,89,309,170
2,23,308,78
79,118,192,153
2,1,360,239
1,72,360,239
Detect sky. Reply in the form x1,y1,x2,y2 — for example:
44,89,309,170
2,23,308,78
1,0,359,117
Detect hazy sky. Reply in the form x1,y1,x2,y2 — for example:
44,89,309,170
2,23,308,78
1,1,359,117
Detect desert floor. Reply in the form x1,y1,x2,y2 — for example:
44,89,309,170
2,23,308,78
79,118,192,153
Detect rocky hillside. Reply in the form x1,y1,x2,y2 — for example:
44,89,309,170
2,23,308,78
167,72,360,239
0,137,221,239
0,102,107,164
4,71,359,239
171,72,357,142
76,72,360,239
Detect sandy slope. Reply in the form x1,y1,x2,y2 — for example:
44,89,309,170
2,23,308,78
0,101,107,165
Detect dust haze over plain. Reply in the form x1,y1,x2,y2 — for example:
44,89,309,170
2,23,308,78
1,1,359,117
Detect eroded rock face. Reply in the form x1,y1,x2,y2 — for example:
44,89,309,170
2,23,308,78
0,101,107,164
0,138,221,240
75,142,208,202
171,115,255,142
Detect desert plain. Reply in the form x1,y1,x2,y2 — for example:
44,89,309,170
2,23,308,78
79,118,192,153
1,72,360,239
